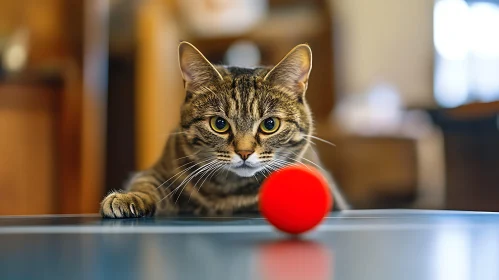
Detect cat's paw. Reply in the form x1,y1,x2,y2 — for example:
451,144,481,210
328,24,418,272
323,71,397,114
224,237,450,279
100,191,155,218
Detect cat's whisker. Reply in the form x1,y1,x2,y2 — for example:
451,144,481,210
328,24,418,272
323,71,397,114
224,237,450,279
253,174,260,183
159,160,217,203
303,138,317,147
265,164,280,173
193,162,224,193
305,135,336,147
187,162,225,203
272,155,311,172
156,157,215,190
173,156,215,173
277,156,313,172
175,164,219,204
269,159,296,170
186,162,227,203
261,156,295,174
263,164,274,171
155,162,196,190
269,159,287,167
266,159,287,170
258,169,268,179
265,164,275,175
199,163,226,191
170,160,222,204
208,163,227,182
155,160,199,190
265,165,279,172
288,151,327,173
261,165,271,175
171,160,196,171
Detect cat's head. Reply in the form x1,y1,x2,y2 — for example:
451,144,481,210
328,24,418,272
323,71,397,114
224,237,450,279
177,42,313,177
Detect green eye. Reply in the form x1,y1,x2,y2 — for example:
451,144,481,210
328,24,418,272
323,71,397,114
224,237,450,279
260,117,280,134
210,117,230,133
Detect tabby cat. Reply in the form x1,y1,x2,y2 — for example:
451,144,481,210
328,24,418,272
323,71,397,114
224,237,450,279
100,42,349,218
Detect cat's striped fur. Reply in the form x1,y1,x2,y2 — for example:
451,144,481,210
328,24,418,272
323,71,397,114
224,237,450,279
100,42,349,218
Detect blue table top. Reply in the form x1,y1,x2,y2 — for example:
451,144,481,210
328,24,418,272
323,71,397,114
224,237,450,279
1,210,498,280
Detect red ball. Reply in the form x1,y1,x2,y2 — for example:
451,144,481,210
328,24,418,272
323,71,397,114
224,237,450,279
259,165,333,234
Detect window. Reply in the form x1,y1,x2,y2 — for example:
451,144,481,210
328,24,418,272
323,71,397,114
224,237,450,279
434,0,499,107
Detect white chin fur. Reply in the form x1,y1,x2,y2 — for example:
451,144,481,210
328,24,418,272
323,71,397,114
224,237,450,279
230,167,260,177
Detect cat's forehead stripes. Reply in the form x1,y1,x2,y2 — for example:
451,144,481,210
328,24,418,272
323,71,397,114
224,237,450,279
227,73,261,131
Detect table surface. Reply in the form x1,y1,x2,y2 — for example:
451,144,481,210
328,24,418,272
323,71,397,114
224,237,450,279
1,209,498,280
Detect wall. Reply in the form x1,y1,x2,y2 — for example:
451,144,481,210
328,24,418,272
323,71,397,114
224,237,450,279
332,0,435,107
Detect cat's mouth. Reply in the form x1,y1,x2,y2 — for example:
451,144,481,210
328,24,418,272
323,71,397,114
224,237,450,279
236,162,257,168
229,162,262,177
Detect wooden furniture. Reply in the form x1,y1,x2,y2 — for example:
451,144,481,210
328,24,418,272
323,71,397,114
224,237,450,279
0,0,107,215
430,102,499,211
134,0,184,170
0,71,82,215
316,129,419,209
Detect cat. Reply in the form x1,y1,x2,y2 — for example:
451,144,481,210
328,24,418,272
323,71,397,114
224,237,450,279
100,41,350,218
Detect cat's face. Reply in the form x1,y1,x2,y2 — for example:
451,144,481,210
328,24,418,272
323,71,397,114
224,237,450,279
177,42,313,177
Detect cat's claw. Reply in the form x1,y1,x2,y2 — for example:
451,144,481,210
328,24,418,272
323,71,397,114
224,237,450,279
100,192,154,218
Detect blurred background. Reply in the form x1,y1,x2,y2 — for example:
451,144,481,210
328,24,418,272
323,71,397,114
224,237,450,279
1,0,499,215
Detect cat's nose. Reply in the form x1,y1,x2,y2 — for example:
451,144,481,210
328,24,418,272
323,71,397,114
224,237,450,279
236,150,254,161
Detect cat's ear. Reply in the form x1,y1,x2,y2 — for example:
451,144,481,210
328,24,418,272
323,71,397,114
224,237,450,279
264,44,312,95
178,41,223,90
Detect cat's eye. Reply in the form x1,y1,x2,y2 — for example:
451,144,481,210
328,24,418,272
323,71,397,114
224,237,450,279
260,117,280,134
210,117,230,133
